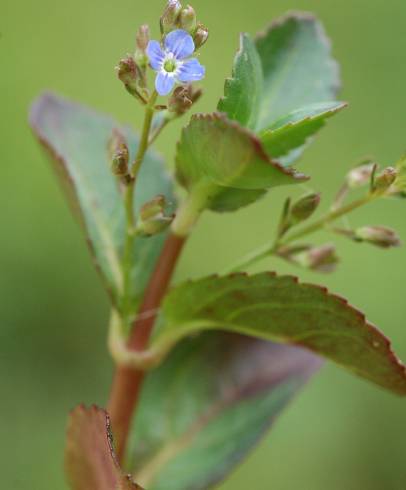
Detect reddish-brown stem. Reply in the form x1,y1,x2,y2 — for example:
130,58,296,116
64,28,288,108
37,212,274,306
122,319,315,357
108,232,187,461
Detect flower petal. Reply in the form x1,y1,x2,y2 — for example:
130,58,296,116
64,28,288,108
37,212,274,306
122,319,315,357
155,71,176,96
165,29,195,60
147,40,165,70
177,58,206,82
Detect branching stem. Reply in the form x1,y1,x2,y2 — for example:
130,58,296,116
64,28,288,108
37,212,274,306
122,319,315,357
228,194,376,272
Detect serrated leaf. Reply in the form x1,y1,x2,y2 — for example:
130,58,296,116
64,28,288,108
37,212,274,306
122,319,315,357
255,12,340,131
260,101,347,166
175,113,307,212
128,333,321,489
218,33,263,130
65,405,143,490
30,93,175,312
149,273,406,395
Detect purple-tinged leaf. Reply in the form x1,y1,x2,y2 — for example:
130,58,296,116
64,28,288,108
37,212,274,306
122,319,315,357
65,405,143,490
129,333,321,489
29,93,175,313
149,272,406,395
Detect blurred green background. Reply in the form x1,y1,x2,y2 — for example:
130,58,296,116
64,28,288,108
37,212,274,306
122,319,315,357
2,0,406,488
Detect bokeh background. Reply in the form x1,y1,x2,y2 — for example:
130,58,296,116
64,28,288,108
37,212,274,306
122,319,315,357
2,0,406,488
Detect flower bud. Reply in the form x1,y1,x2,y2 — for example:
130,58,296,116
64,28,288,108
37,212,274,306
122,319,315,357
136,24,150,52
108,130,129,177
138,195,174,236
168,85,202,115
373,166,397,194
117,56,146,102
346,163,375,188
355,226,401,248
160,0,182,34
193,23,209,49
290,193,321,224
298,244,339,273
393,157,406,196
178,5,197,33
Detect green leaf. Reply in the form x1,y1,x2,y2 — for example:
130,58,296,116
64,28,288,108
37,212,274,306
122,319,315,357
65,405,143,490
30,93,175,312
129,333,321,489
255,12,340,131
260,101,347,166
175,113,307,212
149,273,406,395
218,33,263,130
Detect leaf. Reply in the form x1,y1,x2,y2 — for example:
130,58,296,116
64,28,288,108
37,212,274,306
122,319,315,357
128,333,321,489
65,405,143,490
175,113,307,212
260,101,347,166
255,12,340,131
217,33,263,130
149,273,406,395
30,93,176,312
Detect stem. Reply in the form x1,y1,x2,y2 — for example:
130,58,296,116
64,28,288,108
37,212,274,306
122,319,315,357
121,91,158,315
108,232,187,462
280,195,373,246
228,194,375,273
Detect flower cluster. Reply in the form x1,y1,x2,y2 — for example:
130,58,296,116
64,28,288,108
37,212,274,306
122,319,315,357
117,1,207,100
147,29,205,96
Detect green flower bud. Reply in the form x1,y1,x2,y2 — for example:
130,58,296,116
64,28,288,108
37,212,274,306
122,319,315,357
394,156,406,196
116,56,146,102
355,226,401,248
168,85,202,115
193,23,209,49
160,0,182,34
178,5,197,33
108,130,129,177
373,166,397,194
138,195,174,236
290,193,321,224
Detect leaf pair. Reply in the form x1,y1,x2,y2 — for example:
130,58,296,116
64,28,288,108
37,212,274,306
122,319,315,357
219,13,345,165
174,13,346,213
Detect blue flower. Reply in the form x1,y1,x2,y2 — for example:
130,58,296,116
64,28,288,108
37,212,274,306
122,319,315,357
147,29,205,96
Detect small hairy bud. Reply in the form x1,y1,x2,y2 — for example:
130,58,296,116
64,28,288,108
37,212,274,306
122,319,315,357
193,23,209,49
108,130,129,177
355,226,401,249
394,156,406,196
373,167,397,194
160,0,182,34
138,195,174,236
117,56,146,101
290,193,321,224
346,163,375,188
168,85,202,115
178,5,197,33
298,244,339,273
136,24,150,52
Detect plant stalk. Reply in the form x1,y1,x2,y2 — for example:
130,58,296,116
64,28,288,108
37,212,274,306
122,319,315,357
108,232,187,462
122,91,158,315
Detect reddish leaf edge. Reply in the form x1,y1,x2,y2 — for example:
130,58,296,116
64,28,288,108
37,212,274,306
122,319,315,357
65,404,143,490
158,271,406,396
177,112,310,183
254,11,341,98
29,92,119,303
